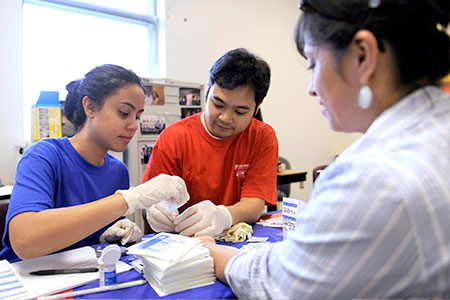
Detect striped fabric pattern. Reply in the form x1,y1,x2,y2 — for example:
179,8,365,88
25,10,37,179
225,86,450,299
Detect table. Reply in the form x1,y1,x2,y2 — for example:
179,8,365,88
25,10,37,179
74,220,283,299
277,170,307,186
0,185,13,201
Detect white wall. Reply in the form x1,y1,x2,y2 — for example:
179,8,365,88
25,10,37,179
0,0,358,201
164,0,359,201
0,0,23,186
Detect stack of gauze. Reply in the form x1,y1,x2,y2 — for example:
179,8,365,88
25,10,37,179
127,232,215,297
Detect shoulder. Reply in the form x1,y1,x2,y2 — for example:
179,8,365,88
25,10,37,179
23,138,68,161
159,114,201,139
318,144,447,205
245,119,278,144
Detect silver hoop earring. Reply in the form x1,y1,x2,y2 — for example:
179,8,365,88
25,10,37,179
358,85,372,109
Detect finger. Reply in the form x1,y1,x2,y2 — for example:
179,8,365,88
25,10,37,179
146,209,175,232
178,218,208,237
155,202,177,221
194,226,216,237
174,205,198,225
114,227,127,238
121,234,131,245
171,176,190,204
104,228,124,243
151,222,175,232
149,207,175,227
174,210,203,232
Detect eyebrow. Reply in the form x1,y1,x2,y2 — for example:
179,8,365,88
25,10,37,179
120,102,144,113
212,96,251,110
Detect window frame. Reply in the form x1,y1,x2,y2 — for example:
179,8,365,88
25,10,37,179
22,0,159,140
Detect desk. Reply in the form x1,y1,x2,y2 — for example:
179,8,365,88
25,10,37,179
277,170,307,186
74,222,282,299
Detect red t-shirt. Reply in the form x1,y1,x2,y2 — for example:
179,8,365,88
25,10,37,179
142,113,278,212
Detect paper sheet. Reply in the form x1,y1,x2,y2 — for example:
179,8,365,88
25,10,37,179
11,246,131,299
0,260,28,300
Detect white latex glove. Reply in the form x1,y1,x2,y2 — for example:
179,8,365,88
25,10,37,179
116,174,189,215
99,219,143,245
146,201,179,233
174,200,233,237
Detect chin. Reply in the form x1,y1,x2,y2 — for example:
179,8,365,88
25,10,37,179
110,144,127,153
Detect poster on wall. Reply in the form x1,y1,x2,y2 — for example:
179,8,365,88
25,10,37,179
179,88,201,106
140,115,166,134
145,85,165,105
181,107,202,119
140,143,154,165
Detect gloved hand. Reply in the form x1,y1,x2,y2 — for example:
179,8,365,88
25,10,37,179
174,200,233,237
99,219,143,245
116,174,189,215
146,201,179,232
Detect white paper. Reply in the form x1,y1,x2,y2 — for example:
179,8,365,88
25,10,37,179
0,260,29,300
256,216,283,227
0,185,13,198
128,233,216,297
282,197,307,238
11,246,131,299
127,233,201,262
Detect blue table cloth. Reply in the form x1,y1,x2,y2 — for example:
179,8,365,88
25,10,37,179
75,223,282,299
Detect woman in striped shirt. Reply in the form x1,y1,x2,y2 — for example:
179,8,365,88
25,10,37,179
199,0,450,298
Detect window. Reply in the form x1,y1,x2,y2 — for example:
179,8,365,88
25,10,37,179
22,0,159,140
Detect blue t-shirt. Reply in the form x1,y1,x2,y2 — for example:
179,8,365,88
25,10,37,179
0,137,129,262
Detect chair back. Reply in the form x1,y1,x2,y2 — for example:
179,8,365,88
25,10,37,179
312,164,329,184
0,203,8,251
277,156,292,200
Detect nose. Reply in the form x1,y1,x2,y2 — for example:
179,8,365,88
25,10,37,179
307,79,317,97
218,109,233,124
128,118,138,133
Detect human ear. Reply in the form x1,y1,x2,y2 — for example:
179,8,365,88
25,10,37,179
352,30,379,85
254,102,263,116
82,96,97,118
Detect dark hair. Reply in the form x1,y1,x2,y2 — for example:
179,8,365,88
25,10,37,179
295,0,450,87
64,64,145,131
207,48,271,107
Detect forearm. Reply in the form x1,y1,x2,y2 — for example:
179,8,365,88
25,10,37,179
9,193,128,259
227,197,265,225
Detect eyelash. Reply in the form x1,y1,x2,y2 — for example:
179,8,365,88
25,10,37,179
119,111,129,118
213,102,246,115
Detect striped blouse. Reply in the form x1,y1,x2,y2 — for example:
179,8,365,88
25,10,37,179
225,86,450,299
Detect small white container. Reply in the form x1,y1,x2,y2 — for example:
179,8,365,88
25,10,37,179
97,244,121,286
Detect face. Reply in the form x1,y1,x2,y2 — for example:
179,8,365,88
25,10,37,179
89,84,145,152
204,84,257,138
304,42,362,132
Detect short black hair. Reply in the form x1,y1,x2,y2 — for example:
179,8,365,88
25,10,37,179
295,0,450,87
207,48,271,107
64,64,145,131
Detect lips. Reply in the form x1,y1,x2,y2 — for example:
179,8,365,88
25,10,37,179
214,122,232,131
120,136,133,143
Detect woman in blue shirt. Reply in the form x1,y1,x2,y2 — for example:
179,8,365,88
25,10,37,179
1,64,188,262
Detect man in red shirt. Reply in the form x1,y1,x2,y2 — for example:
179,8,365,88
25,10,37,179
142,48,279,237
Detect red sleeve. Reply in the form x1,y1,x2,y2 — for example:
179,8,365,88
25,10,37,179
241,124,279,206
141,132,182,183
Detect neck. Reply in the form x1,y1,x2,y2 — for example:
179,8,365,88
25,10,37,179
69,129,107,166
